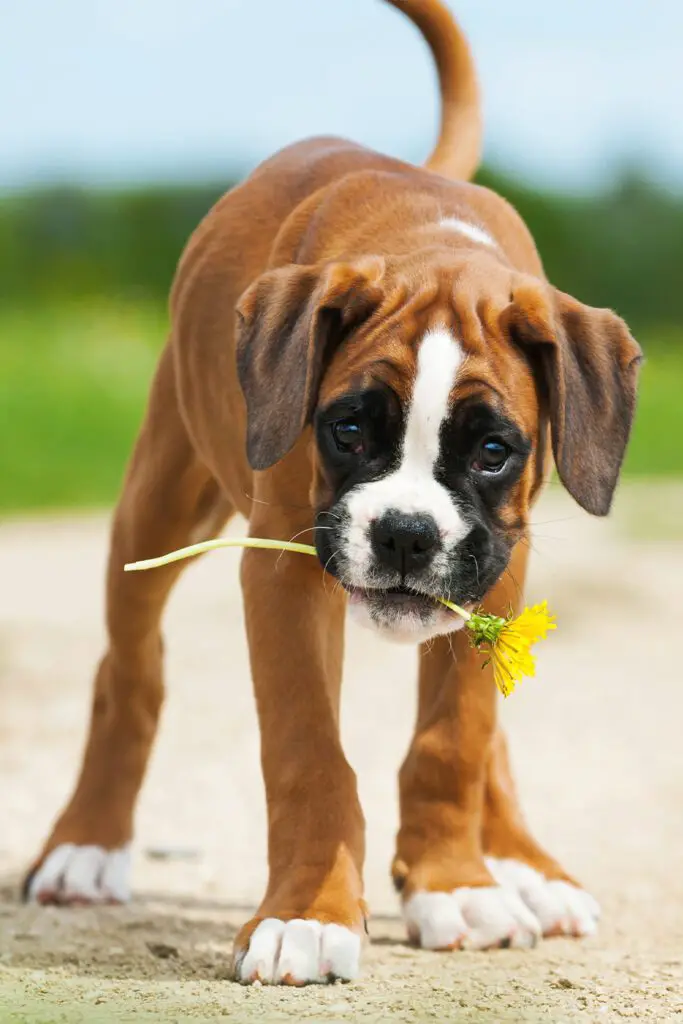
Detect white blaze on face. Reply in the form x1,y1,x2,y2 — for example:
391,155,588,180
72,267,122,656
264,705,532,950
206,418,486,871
343,328,469,585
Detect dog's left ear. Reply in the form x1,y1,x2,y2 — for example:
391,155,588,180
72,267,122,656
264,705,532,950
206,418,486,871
235,257,385,471
502,282,643,515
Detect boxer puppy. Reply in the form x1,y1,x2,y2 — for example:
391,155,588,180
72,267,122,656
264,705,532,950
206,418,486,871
26,0,641,986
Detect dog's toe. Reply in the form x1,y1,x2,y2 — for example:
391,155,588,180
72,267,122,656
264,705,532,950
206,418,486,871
486,857,600,938
234,918,361,985
403,885,541,951
26,843,131,905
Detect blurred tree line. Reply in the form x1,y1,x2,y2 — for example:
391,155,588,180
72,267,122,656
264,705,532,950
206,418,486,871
1,167,681,333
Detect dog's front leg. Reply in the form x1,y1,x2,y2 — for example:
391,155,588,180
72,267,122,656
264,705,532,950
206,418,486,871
392,547,542,951
233,540,365,985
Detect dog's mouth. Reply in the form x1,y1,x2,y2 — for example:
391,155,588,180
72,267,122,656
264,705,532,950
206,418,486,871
336,573,474,642
345,583,440,616
342,579,468,643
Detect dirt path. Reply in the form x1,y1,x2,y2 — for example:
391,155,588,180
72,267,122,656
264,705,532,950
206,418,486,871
1,485,682,1022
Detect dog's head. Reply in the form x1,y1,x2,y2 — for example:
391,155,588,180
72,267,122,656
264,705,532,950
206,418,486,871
236,250,642,643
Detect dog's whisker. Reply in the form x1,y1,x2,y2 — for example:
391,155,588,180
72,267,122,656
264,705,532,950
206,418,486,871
503,565,524,601
271,525,334,568
322,549,343,596
529,516,578,527
243,491,312,513
317,509,343,523
285,524,333,545
331,564,352,598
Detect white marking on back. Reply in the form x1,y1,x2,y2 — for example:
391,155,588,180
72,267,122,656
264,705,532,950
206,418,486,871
440,216,496,248
343,328,469,585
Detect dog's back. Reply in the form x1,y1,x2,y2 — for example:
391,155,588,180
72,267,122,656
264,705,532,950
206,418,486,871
172,0,484,316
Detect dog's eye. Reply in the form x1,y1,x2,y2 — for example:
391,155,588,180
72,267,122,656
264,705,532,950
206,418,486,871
331,418,364,454
473,438,510,474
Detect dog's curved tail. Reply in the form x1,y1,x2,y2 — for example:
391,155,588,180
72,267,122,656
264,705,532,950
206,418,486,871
385,0,482,181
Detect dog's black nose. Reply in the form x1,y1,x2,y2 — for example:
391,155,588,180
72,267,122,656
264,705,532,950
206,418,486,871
370,511,441,574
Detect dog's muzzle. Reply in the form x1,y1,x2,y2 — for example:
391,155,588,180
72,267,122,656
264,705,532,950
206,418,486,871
320,508,466,644
369,511,441,575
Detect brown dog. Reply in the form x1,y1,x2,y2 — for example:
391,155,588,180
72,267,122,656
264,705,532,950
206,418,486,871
25,0,641,984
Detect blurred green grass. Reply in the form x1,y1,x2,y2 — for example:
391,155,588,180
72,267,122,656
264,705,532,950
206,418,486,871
624,327,683,479
1,302,681,514
0,302,165,513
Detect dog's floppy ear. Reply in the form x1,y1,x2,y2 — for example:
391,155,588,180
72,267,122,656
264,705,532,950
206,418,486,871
235,257,385,470
502,281,643,516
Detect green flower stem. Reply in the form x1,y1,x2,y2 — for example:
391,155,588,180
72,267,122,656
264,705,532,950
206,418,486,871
123,537,319,571
124,536,476,625
436,596,472,623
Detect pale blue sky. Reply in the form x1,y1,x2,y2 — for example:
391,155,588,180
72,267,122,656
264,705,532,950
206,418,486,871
3,0,682,191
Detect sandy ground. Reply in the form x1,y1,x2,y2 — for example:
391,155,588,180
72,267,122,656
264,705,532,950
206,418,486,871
1,483,682,1022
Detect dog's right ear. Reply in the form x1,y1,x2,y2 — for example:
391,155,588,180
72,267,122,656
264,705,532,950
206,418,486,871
235,258,385,470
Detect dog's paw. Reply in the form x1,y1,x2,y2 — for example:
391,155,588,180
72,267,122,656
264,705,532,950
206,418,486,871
234,918,361,985
485,857,600,938
25,844,131,905
403,885,541,951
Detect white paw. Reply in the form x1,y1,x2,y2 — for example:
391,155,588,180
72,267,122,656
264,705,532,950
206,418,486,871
27,844,132,905
234,919,361,985
485,857,600,938
403,885,542,951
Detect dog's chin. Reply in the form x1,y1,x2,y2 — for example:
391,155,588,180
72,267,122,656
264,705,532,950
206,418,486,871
345,586,467,645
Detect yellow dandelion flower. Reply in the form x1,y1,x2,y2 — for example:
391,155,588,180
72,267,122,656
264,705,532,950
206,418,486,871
504,602,557,645
430,599,556,698
489,632,537,698
125,540,556,699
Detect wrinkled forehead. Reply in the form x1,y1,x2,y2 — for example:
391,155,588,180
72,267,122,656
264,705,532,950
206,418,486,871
319,320,538,434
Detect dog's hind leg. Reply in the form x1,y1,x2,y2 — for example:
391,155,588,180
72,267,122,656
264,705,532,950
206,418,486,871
482,728,601,939
391,544,543,951
24,343,234,905
393,537,600,949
